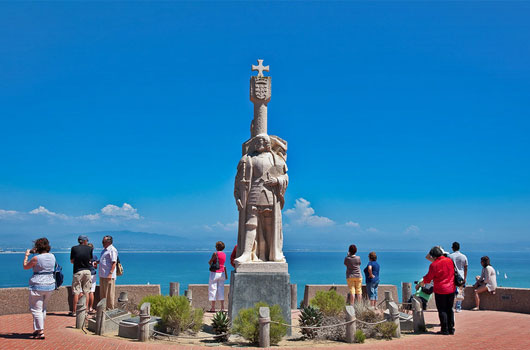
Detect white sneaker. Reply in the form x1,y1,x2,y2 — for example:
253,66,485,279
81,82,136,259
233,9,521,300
455,309,462,313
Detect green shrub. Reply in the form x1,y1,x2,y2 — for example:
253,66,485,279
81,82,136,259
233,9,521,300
139,295,203,335
138,295,167,316
309,290,346,316
354,329,366,343
298,305,323,339
232,302,287,345
353,300,379,323
211,311,230,342
352,300,384,338
376,321,397,340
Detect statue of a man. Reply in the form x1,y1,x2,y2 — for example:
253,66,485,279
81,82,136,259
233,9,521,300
234,134,288,264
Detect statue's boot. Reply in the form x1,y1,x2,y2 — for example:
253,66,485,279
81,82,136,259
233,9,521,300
235,211,261,266
235,229,257,266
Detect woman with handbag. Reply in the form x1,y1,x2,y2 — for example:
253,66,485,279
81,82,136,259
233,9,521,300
23,237,56,340
208,241,227,312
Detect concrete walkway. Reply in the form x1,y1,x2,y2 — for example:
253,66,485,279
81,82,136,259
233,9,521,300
1,310,529,349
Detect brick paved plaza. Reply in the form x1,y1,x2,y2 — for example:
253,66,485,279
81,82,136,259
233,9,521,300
1,309,530,350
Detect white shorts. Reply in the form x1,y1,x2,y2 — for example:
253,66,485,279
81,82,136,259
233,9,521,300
90,274,97,293
208,272,225,301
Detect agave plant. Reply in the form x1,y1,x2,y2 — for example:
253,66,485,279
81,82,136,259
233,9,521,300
299,305,323,339
211,311,230,342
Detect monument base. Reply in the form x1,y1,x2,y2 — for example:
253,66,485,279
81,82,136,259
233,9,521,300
228,270,292,335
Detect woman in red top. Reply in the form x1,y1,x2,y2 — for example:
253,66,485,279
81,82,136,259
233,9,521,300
421,246,456,335
208,241,227,312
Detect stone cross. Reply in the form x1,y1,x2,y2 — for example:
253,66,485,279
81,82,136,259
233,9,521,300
252,59,269,78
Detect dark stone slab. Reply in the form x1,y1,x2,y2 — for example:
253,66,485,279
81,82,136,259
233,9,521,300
87,309,130,334
228,271,292,335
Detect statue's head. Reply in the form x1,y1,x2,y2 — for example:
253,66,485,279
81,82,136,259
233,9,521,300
253,134,271,153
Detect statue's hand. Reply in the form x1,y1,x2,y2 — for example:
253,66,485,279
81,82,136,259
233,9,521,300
236,199,244,211
264,177,278,187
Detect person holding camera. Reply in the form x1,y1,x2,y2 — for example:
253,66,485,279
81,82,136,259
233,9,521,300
23,237,56,340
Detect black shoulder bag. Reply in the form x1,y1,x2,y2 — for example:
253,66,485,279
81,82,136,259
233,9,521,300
209,252,220,272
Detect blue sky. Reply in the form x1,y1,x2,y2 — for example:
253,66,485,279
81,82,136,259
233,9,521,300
1,2,529,251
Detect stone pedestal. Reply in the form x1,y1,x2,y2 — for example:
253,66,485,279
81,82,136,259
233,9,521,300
228,263,291,335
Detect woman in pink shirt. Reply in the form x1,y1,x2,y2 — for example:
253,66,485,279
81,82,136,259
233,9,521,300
208,241,227,312
421,246,456,335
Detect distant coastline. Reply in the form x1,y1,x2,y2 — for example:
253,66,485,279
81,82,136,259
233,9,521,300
2,249,530,254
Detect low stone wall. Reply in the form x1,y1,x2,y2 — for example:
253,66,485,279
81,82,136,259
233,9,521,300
461,287,530,313
3,284,529,315
187,284,298,311
302,284,398,308
188,284,231,311
0,284,161,316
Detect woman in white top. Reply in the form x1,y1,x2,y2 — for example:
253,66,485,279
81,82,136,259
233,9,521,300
473,255,497,311
23,237,56,340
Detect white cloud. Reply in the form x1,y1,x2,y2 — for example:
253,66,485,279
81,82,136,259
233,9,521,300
366,227,378,233
204,221,238,232
80,213,101,221
0,209,20,219
345,221,360,229
404,225,420,235
284,198,334,227
0,209,18,216
100,203,140,220
2,203,142,224
29,206,69,220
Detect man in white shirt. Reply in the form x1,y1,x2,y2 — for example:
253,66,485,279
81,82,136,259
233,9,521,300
449,241,468,312
97,235,118,310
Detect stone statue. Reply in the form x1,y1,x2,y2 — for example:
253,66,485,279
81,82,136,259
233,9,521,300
234,60,288,265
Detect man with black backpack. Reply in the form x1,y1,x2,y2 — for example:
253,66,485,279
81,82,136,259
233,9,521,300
449,242,468,313
70,235,93,316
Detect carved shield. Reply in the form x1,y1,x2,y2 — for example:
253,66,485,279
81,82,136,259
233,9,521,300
255,80,269,99
250,76,271,101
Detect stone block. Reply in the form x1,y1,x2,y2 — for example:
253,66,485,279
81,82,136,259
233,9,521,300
118,316,161,339
87,309,130,334
228,271,291,335
236,262,288,273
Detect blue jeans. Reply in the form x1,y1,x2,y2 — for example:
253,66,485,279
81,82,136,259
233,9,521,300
455,287,463,311
366,280,379,300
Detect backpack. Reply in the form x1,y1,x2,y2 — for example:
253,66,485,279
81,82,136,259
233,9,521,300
453,261,465,287
54,262,64,289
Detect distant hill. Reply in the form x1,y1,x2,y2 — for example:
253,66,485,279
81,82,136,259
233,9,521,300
0,230,211,251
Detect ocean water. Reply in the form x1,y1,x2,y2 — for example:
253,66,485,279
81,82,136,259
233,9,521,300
2,251,529,304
